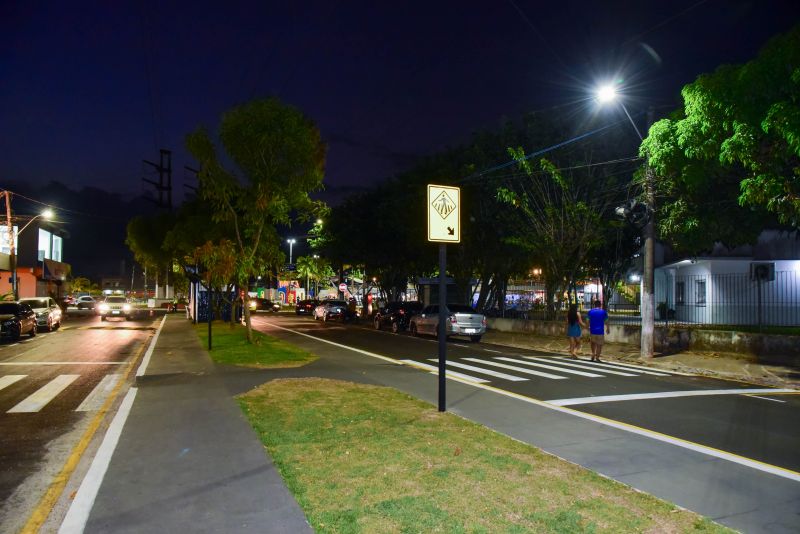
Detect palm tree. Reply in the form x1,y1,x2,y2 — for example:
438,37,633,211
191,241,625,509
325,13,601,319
295,256,316,298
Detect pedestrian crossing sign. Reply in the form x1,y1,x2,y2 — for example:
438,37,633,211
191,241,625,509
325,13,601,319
427,184,460,243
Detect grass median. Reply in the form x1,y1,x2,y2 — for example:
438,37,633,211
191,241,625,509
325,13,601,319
195,322,317,368
239,377,730,533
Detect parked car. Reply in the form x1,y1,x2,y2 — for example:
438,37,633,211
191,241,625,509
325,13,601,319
249,298,281,312
0,302,37,340
97,296,132,321
19,297,63,331
409,304,486,342
312,300,349,322
295,299,319,315
373,301,424,333
76,295,96,310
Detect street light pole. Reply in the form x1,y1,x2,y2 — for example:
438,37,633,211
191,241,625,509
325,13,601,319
596,84,656,359
3,191,54,300
287,238,296,265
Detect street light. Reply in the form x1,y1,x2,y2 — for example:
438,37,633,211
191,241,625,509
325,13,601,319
9,208,54,300
286,238,296,265
596,82,655,359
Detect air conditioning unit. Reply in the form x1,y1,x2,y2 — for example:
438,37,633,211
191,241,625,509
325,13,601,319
750,262,775,282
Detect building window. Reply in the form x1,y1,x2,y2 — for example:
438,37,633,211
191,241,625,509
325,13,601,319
38,229,52,261
675,281,685,305
695,279,707,306
52,235,63,262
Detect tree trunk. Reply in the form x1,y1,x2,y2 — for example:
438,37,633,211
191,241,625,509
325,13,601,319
243,292,253,343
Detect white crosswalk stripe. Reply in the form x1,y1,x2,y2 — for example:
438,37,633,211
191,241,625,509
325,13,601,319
505,357,605,378
553,357,673,376
524,357,637,376
2,374,124,414
76,374,122,412
400,360,489,383
463,358,567,379
0,375,27,391
8,374,80,413
427,359,529,381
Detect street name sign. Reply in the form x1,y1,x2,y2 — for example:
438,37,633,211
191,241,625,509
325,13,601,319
427,184,460,243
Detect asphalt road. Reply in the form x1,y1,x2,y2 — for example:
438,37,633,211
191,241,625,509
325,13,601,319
0,312,157,534
253,313,799,474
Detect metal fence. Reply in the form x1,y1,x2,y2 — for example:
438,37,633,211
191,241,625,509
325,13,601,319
492,270,800,327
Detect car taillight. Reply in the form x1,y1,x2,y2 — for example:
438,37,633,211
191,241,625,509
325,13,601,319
399,309,405,315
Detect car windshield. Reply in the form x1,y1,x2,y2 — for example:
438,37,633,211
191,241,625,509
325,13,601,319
448,304,478,314
22,299,49,308
105,297,126,303
0,303,20,314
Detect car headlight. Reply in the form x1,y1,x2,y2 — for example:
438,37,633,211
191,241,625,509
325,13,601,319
98,304,110,312
249,301,257,309
123,304,132,312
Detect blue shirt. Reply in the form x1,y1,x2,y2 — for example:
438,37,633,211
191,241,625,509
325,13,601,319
587,308,608,335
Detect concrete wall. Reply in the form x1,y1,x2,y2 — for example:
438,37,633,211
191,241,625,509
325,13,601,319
487,317,800,367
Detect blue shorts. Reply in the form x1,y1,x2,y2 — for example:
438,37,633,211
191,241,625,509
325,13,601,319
567,324,581,338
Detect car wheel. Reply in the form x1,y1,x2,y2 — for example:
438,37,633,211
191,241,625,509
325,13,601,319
470,335,482,343
10,324,21,341
373,317,381,330
391,321,400,334
100,316,106,322
410,323,418,337
29,324,37,337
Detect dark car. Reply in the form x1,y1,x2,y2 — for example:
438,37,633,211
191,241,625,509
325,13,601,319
249,298,281,313
0,302,37,340
295,299,320,315
373,301,424,333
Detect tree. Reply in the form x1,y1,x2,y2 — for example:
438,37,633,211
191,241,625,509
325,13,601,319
642,25,800,246
186,98,326,341
126,212,176,294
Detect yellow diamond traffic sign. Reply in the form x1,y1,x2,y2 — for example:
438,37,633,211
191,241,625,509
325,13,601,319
427,184,460,243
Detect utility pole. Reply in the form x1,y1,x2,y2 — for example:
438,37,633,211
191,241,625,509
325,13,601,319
142,149,173,210
4,191,16,300
641,107,656,359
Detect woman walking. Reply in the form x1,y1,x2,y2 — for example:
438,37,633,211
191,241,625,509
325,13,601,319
566,304,585,359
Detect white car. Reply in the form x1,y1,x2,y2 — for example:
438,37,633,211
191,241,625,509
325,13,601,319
97,296,133,321
18,297,63,331
76,295,96,309
409,304,486,342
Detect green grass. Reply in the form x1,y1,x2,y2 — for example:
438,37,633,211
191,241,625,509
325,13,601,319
195,322,317,368
239,378,732,533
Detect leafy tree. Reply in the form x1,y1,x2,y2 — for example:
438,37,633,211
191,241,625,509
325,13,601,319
69,276,93,293
641,25,800,250
186,98,326,341
126,212,176,293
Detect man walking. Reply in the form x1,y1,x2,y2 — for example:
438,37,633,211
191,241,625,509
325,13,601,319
587,300,610,362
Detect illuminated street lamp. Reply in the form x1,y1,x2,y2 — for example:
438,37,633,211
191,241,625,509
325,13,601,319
10,208,54,300
596,82,655,358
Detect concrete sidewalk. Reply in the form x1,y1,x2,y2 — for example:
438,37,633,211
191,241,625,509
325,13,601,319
75,316,311,533
481,329,800,389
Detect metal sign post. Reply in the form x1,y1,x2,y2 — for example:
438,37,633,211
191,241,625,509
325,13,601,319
427,184,460,412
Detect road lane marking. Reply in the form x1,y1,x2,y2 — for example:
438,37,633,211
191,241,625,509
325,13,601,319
463,357,567,379
482,348,502,353
745,395,787,403
260,318,800,482
554,357,672,376
526,357,637,376
8,375,80,413
136,314,167,377
400,360,489,383
75,374,123,412
59,387,138,534
0,374,26,391
547,388,799,406
512,357,604,378
0,362,127,366
427,359,528,381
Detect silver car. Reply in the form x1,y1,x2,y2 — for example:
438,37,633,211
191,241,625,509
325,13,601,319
409,304,486,342
19,297,63,331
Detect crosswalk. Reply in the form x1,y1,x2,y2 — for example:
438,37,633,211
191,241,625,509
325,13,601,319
0,373,122,414
401,355,676,384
